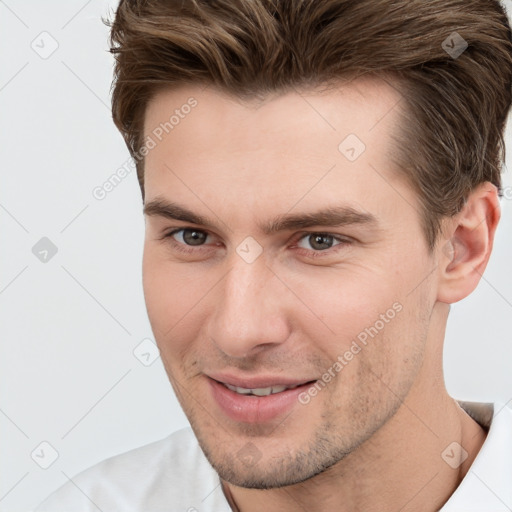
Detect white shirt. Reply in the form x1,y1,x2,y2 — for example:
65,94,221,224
33,401,512,512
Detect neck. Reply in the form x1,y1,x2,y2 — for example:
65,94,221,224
221,303,487,512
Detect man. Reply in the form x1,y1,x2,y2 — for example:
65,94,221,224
35,0,512,510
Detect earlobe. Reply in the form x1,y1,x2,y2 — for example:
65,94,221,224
437,182,501,304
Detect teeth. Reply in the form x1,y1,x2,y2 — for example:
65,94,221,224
224,383,298,396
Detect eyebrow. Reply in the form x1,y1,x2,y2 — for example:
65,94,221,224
143,198,379,235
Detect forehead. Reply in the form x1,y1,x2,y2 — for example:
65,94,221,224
143,77,403,151
141,78,414,231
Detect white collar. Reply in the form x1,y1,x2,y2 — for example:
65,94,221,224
440,400,512,510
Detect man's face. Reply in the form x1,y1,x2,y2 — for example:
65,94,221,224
142,79,439,488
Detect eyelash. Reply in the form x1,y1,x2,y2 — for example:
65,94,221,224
160,227,352,259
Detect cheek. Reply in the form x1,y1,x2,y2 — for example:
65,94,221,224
293,267,402,346
142,249,202,340
142,247,225,368
142,252,169,331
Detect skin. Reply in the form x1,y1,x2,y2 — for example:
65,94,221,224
141,78,498,511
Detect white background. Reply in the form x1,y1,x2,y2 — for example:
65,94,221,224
1,1,511,511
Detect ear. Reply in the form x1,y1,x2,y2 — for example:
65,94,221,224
437,182,501,304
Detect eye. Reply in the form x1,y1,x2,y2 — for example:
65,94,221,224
169,228,209,246
162,227,214,255
161,227,352,259
294,232,351,257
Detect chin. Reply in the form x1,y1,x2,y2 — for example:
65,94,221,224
200,437,350,490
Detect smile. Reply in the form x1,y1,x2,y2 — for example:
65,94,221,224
222,383,302,396
208,377,317,423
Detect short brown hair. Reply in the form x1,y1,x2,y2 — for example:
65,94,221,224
105,0,512,249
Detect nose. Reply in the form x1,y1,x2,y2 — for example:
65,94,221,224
207,254,291,359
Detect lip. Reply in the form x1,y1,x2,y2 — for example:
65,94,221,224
207,375,317,424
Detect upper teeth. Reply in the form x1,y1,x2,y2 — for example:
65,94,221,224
224,383,299,396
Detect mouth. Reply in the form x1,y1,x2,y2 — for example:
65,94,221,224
207,375,318,423
221,382,311,396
